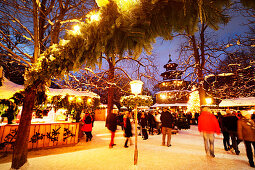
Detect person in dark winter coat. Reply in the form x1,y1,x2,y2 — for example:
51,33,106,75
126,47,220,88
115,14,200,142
238,111,255,167
140,111,148,140
106,112,118,148
123,111,133,148
147,111,156,135
81,112,93,142
222,110,240,155
198,107,221,157
218,112,231,151
160,108,173,147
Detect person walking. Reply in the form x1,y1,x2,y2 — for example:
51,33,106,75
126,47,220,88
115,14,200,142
222,109,241,155
106,112,118,148
140,111,148,140
218,111,231,151
81,112,93,142
155,111,161,135
148,111,156,135
160,107,173,147
123,111,133,148
237,111,255,167
198,107,221,157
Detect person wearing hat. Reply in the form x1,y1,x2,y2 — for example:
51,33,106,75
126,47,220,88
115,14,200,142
237,111,255,167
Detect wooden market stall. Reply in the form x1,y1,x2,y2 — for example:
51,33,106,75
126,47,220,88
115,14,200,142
0,76,100,152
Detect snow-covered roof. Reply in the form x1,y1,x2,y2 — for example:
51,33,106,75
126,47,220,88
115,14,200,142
219,97,255,107
0,77,99,99
151,103,189,107
48,88,100,98
0,77,24,99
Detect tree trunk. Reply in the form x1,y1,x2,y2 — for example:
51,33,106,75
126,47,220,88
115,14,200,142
32,0,40,63
107,60,115,116
11,85,37,169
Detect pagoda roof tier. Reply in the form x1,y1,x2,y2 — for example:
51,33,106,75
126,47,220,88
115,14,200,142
163,63,178,70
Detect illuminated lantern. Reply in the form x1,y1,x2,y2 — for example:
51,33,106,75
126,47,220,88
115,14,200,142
130,80,143,95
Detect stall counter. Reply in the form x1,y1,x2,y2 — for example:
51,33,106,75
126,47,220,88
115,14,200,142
0,122,79,152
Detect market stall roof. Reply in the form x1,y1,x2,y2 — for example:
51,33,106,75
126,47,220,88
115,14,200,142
0,77,23,99
151,103,189,107
219,97,255,107
48,88,100,98
0,77,99,99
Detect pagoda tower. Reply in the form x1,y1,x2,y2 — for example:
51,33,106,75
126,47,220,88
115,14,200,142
153,54,190,111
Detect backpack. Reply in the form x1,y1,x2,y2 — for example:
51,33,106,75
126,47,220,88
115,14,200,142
85,115,92,124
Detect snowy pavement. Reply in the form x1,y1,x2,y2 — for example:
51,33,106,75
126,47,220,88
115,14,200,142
0,121,254,170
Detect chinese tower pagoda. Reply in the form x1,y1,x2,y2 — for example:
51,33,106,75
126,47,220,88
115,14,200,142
153,54,190,111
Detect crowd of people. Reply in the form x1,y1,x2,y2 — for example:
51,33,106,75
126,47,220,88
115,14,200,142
199,107,255,168
81,108,255,168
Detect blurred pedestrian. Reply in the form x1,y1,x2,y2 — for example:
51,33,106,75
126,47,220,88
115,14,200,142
106,112,118,148
160,107,174,147
198,107,221,157
155,111,161,135
222,109,241,155
123,111,133,148
237,111,255,167
140,111,148,140
81,112,93,142
218,111,231,151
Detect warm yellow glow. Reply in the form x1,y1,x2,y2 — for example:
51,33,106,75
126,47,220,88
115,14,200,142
162,82,166,86
87,98,92,104
69,96,74,102
73,25,81,35
95,0,109,7
205,98,212,105
76,97,82,102
130,80,143,95
96,0,139,12
161,94,167,100
87,11,101,23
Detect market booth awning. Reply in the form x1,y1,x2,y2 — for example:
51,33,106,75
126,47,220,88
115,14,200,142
219,97,255,107
0,77,23,99
0,77,99,99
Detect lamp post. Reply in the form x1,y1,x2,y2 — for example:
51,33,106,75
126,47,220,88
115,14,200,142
130,80,143,165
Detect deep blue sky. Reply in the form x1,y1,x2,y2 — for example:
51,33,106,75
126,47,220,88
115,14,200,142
152,14,251,82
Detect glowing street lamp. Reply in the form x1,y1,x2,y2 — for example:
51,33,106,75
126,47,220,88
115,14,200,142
130,80,143,165
205,97,212,105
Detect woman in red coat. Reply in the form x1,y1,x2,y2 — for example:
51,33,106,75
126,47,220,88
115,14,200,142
81,112,93,142
198,107,221,157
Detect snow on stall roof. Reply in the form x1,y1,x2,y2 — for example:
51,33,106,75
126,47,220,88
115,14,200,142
0,77,99,99
219,97,255,107
0,77,24,99
48,88,100,98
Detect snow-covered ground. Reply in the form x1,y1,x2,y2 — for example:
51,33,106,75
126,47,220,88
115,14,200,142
0,121,254,170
